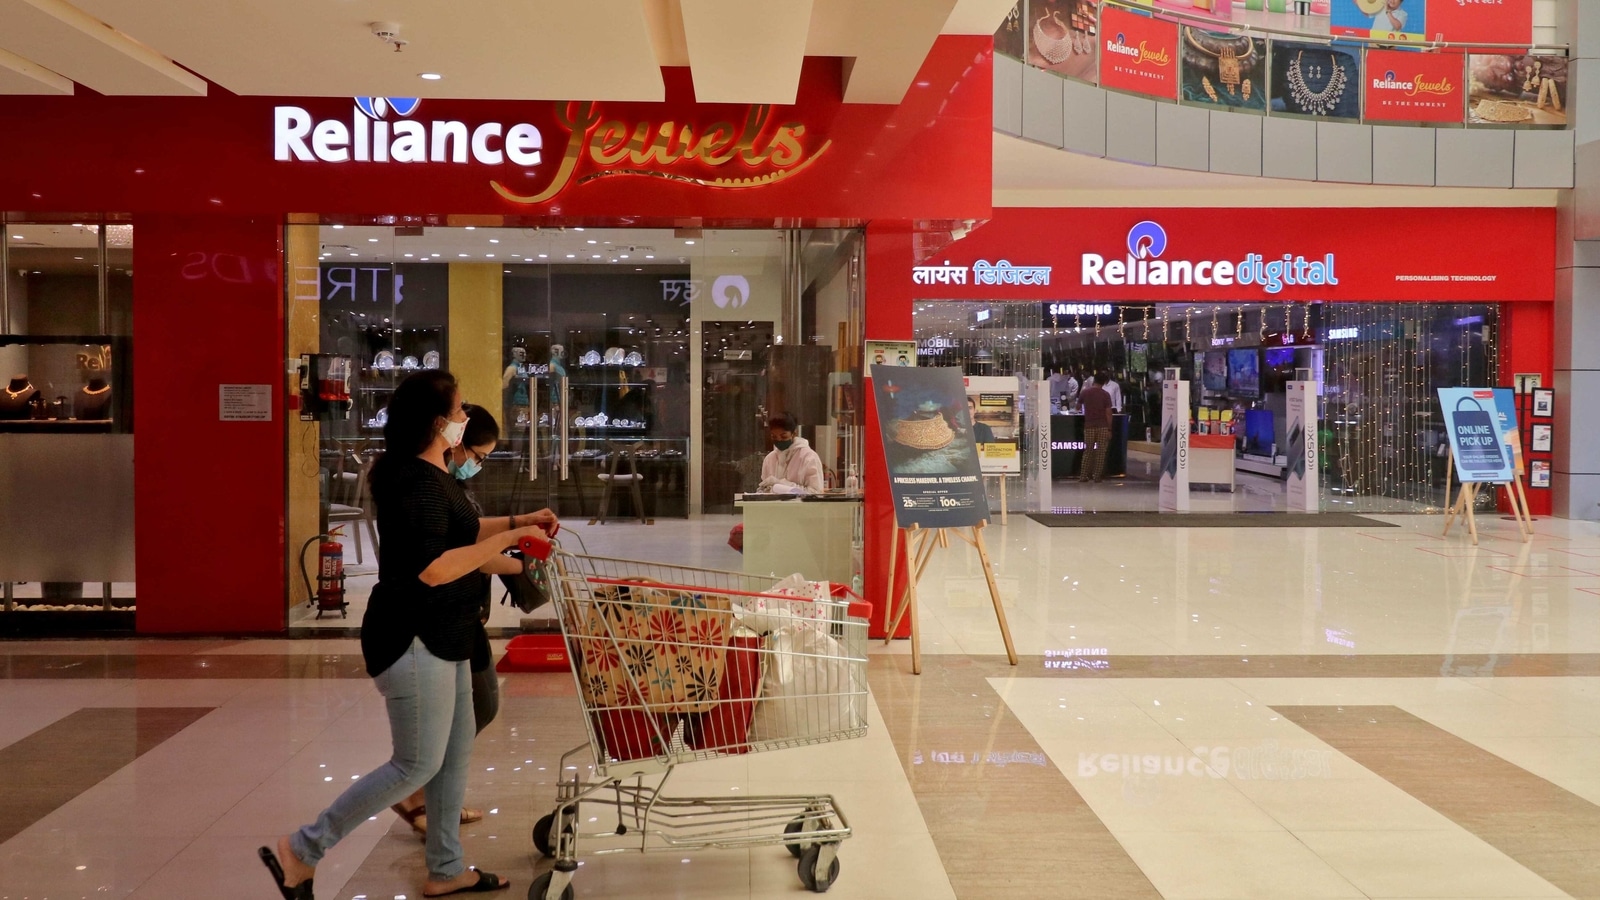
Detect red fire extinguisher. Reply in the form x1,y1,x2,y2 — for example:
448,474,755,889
300,528,348,619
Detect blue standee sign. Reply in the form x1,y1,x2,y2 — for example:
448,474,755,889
1439,388,1515,484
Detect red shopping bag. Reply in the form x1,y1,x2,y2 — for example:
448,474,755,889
684,635,763,754
592,709,678,763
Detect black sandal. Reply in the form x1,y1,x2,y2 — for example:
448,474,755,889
423,868,510,897
258,845,315,900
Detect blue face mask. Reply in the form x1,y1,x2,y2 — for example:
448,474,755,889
449,457,483,480
774,439,794,451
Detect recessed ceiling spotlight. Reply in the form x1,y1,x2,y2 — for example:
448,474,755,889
464,226,476,230
591,253,601,258
539,253,549,258
431,253,441,257
573,227,585,232
685,240,696,245
485,253,495,258
367,238,379,243
9,234,20,240
566,253,575,258
586,239,597,244
419,73,443,80
619,254,629,259
645,255,654,259
458,253,469,258
349,253,358,257
489,238,499,244
332,224,345,229
403,253,414,257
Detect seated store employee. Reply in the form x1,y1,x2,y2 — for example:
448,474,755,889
388,403,517,839
261,371,556,900
759,412,825,493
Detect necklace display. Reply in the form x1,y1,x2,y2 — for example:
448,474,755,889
1185,29,1255,99
1032,10,1073,64
3,382,33,400
1287,50,1347,116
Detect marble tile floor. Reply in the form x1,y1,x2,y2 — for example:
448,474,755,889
4,514,1600,897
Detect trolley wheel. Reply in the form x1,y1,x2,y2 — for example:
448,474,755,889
798,844,841,893
533,814,556,857
783,817,811,859
527,871,574,900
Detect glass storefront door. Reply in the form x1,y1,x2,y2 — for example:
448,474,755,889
914,299,1501,515
286,224,862,629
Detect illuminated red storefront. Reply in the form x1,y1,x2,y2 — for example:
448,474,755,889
0,38,990,634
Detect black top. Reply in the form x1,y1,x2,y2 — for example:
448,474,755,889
360,455,486,677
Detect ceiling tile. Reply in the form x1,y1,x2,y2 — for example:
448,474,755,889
0,0,203,95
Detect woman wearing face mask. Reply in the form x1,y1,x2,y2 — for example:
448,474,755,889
389,404,516,838
262,372,555,900
759,412,825,494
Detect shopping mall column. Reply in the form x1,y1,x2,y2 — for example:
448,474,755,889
134,215,287,632
447,263,505,416
863,223,912,638
1554,0,1600,520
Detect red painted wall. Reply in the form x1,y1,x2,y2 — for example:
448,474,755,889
1500,301,1554,517
134,216,287,633
864,223,915,639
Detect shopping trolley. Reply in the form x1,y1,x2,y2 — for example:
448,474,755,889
518,537,871,899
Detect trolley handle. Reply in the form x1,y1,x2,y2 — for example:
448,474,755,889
518,533,555,561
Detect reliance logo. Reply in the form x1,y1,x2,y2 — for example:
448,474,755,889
1082,221,1337,295
275,97,544,167
1371,69,1453,97
1104,32,1171,66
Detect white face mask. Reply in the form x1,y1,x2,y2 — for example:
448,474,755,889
441,418,467,448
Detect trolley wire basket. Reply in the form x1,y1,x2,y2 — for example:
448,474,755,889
521,540,871,898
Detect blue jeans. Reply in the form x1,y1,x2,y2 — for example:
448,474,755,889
291,637,475,881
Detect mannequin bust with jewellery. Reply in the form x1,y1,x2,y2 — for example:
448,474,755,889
78,376,112,421
0,374,37,420
1184,28,1259,104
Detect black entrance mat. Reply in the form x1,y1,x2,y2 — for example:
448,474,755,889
1024,511,1395,528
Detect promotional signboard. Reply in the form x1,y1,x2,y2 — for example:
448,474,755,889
871,365,991,529
866,340,918,370
1490,387,1525,477
965,376,1022,475
1468,55,1567,128
1364,49,1465,124
1271,41,1362,120
1439,388,1514,484
1330,0,1425,42
1180,28,1266,113
910,208,1556,304
1286,379,1319,511
1099,6,1180,100
1159,373,1191,511
1430,0,1532,46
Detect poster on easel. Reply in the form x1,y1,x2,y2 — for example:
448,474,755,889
871,365,990,529
1158,371,1190,511
964,376,1021,475
1286,379,1319,511
1438,388,1514,485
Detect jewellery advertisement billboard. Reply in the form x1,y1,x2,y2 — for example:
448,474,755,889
1271,41,1362,120
1180,28,1267,113
1363,48,1465,123
1098,5,1180,100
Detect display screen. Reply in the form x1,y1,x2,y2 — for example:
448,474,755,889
1228,349,1260,397
1202,351,1228,392
1264,347,1295,369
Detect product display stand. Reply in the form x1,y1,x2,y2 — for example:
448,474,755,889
881,520,1017,675
1442,454,1531,545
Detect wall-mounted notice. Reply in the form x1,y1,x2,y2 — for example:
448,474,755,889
220,384,273,422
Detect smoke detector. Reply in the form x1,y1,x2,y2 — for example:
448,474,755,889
371,22,408,52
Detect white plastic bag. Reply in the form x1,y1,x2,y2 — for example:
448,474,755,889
749,622,865,742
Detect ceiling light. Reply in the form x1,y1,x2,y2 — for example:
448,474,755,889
566,253,575,258
367,238,379,243
419,73,443,81
587,239,597,244
431,253,441,257
464,226,475,230
645,255,654,259
458,253,469,258
73,255,84,260
539,254,549,258
573,227,585,232
404,253,414,257
489,238,499,244
685,240,695,245
349,253,358,257
9,235,20,240
620,254,629,259
485,253,495,258
592,253,601,258
332,224,344,229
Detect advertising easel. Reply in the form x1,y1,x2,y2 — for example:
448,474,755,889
1439,388,1531,545
871,365,1018,675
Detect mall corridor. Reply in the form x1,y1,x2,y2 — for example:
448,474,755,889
4,0,1600,897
